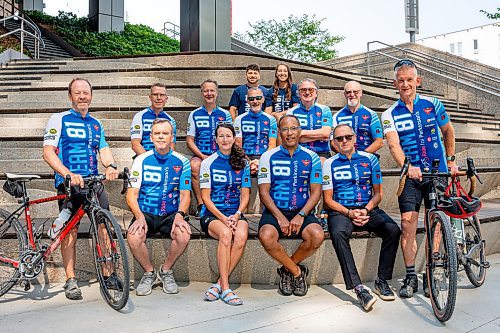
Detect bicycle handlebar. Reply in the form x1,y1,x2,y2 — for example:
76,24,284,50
64,168,130,197
396,157,478,197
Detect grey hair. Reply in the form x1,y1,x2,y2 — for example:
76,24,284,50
393,65,418,80
298,78,319,90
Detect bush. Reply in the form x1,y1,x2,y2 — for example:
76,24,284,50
25,10,180,56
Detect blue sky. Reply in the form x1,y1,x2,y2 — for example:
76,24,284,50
44,0,499,56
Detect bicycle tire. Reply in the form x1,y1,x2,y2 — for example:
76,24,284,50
90,208,129,310
426,210,458,322
0,208,27,297
463,215,486,287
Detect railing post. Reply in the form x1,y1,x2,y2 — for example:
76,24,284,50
20,14,24,59
366,42,371,76
456,70,460,112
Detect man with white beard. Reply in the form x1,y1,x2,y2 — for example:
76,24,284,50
331,81,383,155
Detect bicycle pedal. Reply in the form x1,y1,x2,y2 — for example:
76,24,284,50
431,252,441,260
482,261,490,269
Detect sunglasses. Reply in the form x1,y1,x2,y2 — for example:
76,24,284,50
334,134,354,142
299,88,316,94
394,59,417,70
248,96,263,101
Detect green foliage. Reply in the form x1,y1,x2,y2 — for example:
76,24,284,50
480,8,500,20
25,10,179,56
235,14,344,63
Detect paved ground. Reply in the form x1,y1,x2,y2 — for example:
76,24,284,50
1,254,499,333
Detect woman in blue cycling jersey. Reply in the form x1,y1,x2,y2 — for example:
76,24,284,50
200,123,251,306
266,63,300,121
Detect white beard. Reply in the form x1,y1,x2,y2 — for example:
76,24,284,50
347,99,358,108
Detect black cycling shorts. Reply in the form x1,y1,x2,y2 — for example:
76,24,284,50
130,212,177,237
200,213,248,234
258,209,320,238
398,177,447,213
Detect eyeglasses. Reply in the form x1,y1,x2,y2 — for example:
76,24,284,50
394,59,417,70
344,90,361,95
334,134,354,142
151,93,167,98
248,96,263,101
280,126,301,133
299,88,316,94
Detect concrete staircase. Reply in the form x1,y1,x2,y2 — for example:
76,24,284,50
0,52,499,283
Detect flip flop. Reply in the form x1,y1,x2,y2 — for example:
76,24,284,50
203,283,221,302
220,288,243,306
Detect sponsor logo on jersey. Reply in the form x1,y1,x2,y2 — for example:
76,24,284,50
263,121,269,125
134,125,140,129
185,180,190,184
423,107,433,114
376,129,381,134
316,112,321,117
314,172,319,178
376,174,380,179
427,137,432,142
302,160,310,166
323,175,330,180
218,116,224,121
431,128,436,134
173,166,181,173
360,162,368,167
260,167,267,172
433,143,438,149
383,120,390,125
362,115,369,120
441,115,446,120
132,171,139,176
93,124,99,131
49,128,57,134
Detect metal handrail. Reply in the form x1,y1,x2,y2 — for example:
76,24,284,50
0,13,45,59
367,41,500,84
1,0,17,18
161,21,180,40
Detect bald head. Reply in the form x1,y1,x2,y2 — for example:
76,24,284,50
344,81,363,110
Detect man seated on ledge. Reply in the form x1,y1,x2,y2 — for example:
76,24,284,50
258,114,325,297
322,124,400,311
127,118,191,296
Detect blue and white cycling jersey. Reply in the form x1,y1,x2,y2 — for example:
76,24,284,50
322,151,382,207
44,109,109,187
228,84,271,116
266,84,300,113
332,105,383,152
258,146,322,211
186,106,232,155
234,111,278,157
381,94,449,172
199,151,251,216
129,149,191,216
286,103,333,154
130,107,177,151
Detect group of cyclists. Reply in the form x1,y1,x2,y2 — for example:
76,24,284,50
42,59,458,311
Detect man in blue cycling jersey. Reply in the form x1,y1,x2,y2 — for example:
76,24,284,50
235,87,278,174
130,83,177,155
323,124,400,311
228,63,271,120
382,59,458,298
332,81,383,155
187,79,232,218
258,114,325,297
127,119,192,296
43,78,119,300
286,78,333,162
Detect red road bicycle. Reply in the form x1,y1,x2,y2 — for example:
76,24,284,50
0,170,130,310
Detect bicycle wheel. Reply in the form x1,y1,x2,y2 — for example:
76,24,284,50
0,208,27,297
426,210,458,322
463,215,486,287
90,208,129,310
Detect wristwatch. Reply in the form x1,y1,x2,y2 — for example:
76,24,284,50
176,211,186,218
106,163,118,170
446,155,455,162
298,211,306,217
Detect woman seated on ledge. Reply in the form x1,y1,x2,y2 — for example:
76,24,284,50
199,123,251,306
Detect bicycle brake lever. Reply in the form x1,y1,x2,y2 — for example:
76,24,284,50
120,167,130,195
400,156,409,180
65,175,72,197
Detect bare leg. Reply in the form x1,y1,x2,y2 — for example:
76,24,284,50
61,227,78,279
162,226,191,270
259,225,300,276
400,211,419,266
290,223,324,265
127,231,153,272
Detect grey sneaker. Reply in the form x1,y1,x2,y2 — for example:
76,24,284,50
159,268,178,294
136,270,157,296
64,277,82,300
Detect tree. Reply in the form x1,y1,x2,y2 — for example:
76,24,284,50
234,14,344,63
480,8,499,20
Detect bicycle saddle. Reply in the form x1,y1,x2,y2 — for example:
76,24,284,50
4,173,41,181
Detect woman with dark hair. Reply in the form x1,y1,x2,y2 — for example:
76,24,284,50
200,123,251,306
266,63,300,121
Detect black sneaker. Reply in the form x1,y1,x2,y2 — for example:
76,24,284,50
64,277,82,300
194,204,203,220
422,273,430,298
277,266,293,296
399,275,418,298
356,288,376,311
373,278,395,301
104,273,124,291
292,264,309,297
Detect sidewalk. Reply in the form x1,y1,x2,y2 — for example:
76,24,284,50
1,254,499,333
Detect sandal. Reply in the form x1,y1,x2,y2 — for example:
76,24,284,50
220,288,243,306
203,283,221,302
